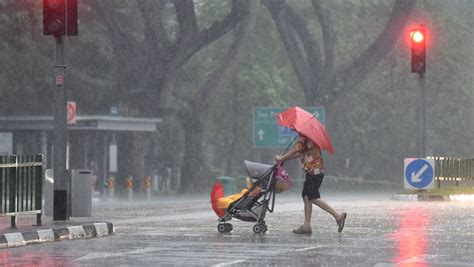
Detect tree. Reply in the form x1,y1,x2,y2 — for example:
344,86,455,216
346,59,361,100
263,0,416,106
263,0,417,180
0,0,53,115
176,0,256,193
82,0,249,185
86,0,248,115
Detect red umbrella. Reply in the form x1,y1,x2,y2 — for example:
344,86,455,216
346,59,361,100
210,180,225,218
276,106,335,154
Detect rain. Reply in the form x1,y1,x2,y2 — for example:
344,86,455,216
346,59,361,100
0,0,473,266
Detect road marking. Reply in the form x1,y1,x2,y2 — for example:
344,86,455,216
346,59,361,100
295,246,322,252
74,247,169,261
212,260,247,267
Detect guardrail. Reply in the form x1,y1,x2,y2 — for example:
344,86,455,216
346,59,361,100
0,154,43,229
431,157,474,187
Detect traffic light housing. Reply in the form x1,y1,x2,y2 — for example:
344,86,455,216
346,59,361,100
43,0,78,37
410,27,426,73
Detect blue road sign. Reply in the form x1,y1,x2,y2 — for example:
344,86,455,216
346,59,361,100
404,158,435,189
278,126,294,136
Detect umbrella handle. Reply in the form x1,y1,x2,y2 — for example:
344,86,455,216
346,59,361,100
281,134,298,155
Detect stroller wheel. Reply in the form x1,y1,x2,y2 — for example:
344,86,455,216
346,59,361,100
225,223,233,233
217,224,227,233
253,224,263,234
261,225,267,233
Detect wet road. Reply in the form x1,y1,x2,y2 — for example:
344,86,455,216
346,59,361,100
0,193,473,266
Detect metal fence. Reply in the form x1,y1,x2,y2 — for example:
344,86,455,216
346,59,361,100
0,154,43,229
431,157,474,187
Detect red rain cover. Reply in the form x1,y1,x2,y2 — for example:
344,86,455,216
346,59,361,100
210,180,225,218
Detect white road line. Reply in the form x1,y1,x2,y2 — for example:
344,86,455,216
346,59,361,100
74,247,169,262
212,260,247,267
211,244,323,266
295,246,321,252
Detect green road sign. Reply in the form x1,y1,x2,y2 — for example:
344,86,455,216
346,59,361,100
253,107,325,148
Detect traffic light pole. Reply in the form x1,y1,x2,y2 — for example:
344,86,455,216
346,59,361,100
416,73,426,158
53,35,69,221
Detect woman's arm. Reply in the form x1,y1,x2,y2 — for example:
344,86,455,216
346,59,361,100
275,145,300,163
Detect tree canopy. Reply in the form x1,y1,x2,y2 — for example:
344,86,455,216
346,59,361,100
0,0,472,192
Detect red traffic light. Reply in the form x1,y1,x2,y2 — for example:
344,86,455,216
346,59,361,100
410,27,426,74
47,0,63,6
43,0,78,37
410,30,424,43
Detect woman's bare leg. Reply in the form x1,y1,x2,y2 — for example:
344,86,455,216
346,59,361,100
302,196,312,228
311,198,343,221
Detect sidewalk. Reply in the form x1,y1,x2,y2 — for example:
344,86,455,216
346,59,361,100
0,216,114,249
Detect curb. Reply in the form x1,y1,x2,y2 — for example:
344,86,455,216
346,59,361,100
391,194,419,201
0,222,114,249
417,195,450,201
392,194,474,201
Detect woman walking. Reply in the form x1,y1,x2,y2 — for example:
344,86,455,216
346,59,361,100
276,135,346,235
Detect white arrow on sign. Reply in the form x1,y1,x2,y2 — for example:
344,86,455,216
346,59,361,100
257,129,265,141
411,164,428,182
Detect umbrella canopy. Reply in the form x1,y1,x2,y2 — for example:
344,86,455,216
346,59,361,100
210,180,225,218
276,106,335,154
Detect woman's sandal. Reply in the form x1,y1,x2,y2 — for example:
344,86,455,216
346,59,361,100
337,212,347,233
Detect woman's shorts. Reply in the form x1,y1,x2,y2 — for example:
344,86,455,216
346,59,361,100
302,173,324,200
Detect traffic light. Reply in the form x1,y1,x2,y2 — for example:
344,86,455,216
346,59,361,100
43,0,78,37
66,0,78,36
410,27,426,73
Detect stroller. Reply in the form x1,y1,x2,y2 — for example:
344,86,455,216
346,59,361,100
214,160,291,234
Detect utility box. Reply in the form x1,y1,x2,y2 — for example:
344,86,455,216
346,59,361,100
44,169,92,217
70,169,92,217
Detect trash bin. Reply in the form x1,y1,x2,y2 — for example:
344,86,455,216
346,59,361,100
43,169,92,217
216,176,236,196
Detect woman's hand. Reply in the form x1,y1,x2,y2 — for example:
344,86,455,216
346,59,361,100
275,155,285,162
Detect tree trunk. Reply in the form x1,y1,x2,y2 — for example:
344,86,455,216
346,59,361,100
118,132,148,192
177,0,257,193
178,105,205,193
224,78,242,175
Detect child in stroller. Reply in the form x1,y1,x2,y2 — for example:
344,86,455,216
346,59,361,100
211,160,292,233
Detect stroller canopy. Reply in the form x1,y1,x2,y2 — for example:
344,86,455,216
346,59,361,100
244,160,273,179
